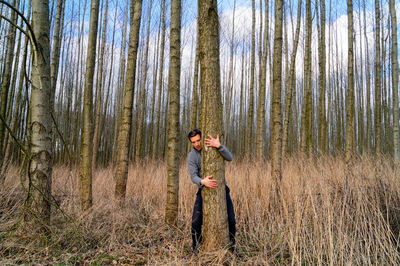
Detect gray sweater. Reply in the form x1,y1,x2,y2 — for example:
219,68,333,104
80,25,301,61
187,145,233,188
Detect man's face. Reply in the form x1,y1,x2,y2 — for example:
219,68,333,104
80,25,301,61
190,134,202,151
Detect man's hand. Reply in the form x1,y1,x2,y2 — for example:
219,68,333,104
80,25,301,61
200,175,217,188
205,134,221,149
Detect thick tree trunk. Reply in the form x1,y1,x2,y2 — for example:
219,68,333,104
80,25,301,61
165,0,181,225
114,0,142,205
28,0,53,230
198,0,230,250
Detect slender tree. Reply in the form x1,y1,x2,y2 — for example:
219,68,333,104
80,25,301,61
198,0,230,250
389,0,399,159
115,0,143,204
256,0,269,159
246,0,256,155
0,0,17,157
165,0,181,225
301,0,312,154
92,0,109,171
345,0,355,162
374,0,381,154
318,0,327,153
282,0,302,156
79,0,100,211
270,0,284,205
152,0,166,159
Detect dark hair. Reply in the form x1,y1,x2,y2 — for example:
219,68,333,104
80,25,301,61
187,129,201,139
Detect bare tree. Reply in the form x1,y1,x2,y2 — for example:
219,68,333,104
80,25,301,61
282,0,302,156
389,0,399,160
0,0,17,158
374,0,381,154
27,0,53,230
270,0,284,205
198,0,230,250
115,0,143,205
256,0,268,159
80,0,100,211
165,0,181,225
345,0,355,162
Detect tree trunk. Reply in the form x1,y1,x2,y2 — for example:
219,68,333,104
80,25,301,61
92,0,109,171
374,0,381,154
50,0,64,108
152,0,166,160
79,0,100,211
198,0,230,250
27,0,53,231
301,0,312,155
318,0,327,153
389,0,399,159
246,0,256,156
135,0,153,160
270,0,284,205
165,0,181,225
114,0,142,205
256,0,268,159
282,0,301,156
345,0,355,162
0,0,17,158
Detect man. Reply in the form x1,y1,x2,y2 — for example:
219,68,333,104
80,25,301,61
187,128,236,252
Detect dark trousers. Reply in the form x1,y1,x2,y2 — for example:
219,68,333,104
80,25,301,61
191,185,236,250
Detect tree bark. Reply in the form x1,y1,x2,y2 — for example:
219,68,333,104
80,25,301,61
246,0,256,156
0,0,18,158
256,0,268,159
282,0,301,156
79,0,100,211
28,0,53,230
300,0,312,155
374,0,381,154
345,0,355,162
92,0,109,171
198,0,230,250
270,0,284,205
152,0,166,160
389,0,399,159
115,0,142,205
165,0,181,225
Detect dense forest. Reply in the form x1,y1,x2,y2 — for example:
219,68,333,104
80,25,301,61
0,0,399,264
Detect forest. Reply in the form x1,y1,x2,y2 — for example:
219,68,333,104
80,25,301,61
0,0,399,264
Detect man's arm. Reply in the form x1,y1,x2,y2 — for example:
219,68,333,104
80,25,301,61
188,154,218,188
217,145,233,161
188,154,203,187
204,134,233,161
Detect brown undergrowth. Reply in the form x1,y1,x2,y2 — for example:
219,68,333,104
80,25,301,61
1,155,400,264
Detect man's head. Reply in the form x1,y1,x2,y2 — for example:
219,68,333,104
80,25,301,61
188,129,202,151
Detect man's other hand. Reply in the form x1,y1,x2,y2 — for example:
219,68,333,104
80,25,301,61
205,134,221,148
200,175,217,188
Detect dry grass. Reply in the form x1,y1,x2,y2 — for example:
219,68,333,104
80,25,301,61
1,155,400,265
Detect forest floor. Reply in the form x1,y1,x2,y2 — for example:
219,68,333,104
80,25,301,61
1,155,400,265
